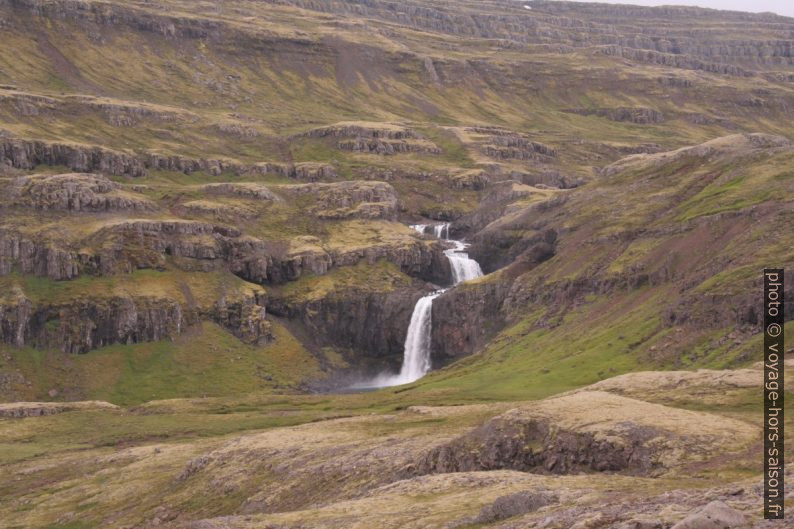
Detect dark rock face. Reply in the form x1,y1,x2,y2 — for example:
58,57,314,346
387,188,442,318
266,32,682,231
0,292,184,353
0,137,337,181
0,288,271,353
565,107,665,124
0,218,448,285
0,230,83,280
269,287,426,361
416,411,660,477
469,226,557,276
470,491,559,525
0,138,146,177
210,293,272,346
431,279,511,362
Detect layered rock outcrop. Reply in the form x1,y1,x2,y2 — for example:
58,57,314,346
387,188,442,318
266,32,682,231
482,136,557,161
301,123,421,139
200,182,281,202
0,216,448,286
300,123,440,156
0,137,337,180
0,138,146,177
273,238,450,285
337,137,441,155
173,200,259,220
565,107,665,124
0,285,271,353
416,391,757,477
8,173,154,211
277,181,398,220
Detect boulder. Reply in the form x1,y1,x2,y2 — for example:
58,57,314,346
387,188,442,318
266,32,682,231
472,490,558,524
671,501,747,529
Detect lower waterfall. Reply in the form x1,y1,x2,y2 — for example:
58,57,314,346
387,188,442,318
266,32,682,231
356,223,482,388
363,291,441,387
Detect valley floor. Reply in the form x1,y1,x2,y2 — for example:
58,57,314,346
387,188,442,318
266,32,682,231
1,360,790,528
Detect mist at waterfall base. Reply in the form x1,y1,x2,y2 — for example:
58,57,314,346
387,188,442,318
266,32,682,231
350,224,483,390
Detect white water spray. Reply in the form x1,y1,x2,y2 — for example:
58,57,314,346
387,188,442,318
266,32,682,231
362,291,441,387
445,240,483,284
354,222,483,389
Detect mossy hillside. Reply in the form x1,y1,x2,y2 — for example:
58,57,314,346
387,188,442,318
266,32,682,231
511,140,794,293
322,219,429,252
276,260,415,304
0,320,322,407
4,2,794,176
0,269,264,306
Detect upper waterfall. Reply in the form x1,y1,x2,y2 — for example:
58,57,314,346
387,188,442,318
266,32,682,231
418,222,483,285
444,240,483,284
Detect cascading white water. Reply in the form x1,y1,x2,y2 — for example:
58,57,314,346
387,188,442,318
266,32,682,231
445,240,483,284
433,223,449,240
354,221,482,389
363,291,441,387
430,222,483,284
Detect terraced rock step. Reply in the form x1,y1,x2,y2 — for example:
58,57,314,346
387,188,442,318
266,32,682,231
276,181,399,220
0,281,271,353
564,107,665,124
9,173,155,212
416,391,757,476
0,400,118,418
0,137,337,179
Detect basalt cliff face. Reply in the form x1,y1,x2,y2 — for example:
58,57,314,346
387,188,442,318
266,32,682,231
0,2,793,527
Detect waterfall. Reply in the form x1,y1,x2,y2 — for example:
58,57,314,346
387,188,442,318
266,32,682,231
433,223,449,240
363,292,441,387
354,221,482,389
445,240,483,284
396,293,439,382
413,222,481,284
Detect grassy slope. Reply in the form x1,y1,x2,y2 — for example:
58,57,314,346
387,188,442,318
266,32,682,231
0,320,322,406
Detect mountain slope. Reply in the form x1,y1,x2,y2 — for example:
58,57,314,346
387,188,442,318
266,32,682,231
1,1,793,527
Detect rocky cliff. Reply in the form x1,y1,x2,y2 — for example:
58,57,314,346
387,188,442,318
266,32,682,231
0,283,270,353
270,285,427,363
0,137,337,180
